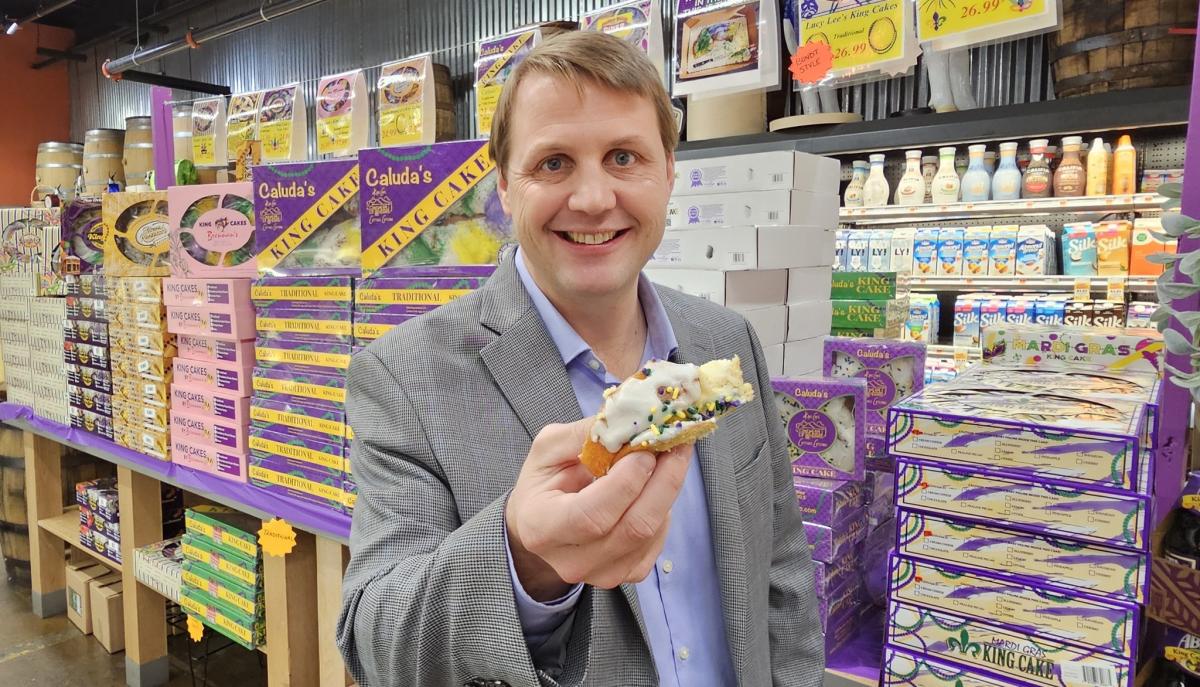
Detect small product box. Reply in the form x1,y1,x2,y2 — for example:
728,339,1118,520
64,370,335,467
980,324,1162,376
812,551,859,599
102,192,171,276
822,338,926,440
166,305,257,340
1061,222,1098,276
666,190,838,230
180,533,259,590
185,505,261,559
171,435,248,483
252,366,347,410
961,226,990,276
171,385,251,424
355,272,492,313
250,396,348,442
935,227,965,276
170,408,249,452
179,585,263,650
883,646,1050,687
803,508,867,563
911,229,939,275
176,334,255,365
829,272,899,301
831,299,909,331
173,358,254,397
162,277,253,310
643,268,788,309
1015,225,1052,276
254,306,353,344
649,225,835,272
1096,220,1132,276
772,378,866,481
248,426,346,473
167,183,257,278
181,560,259,618
670,150,840,196
249,452,346,514
251,276,355,310
792,477,864,528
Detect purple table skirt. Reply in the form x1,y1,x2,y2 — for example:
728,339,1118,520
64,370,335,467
0,402,351,542
827,608,886,683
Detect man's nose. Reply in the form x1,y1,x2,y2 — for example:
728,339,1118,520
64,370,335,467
566,161,617,215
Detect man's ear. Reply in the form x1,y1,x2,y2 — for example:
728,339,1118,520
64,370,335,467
497,167,511,216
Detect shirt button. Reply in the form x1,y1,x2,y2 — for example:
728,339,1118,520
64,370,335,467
662,559,674,574
678,646,690,661
587,359,600,370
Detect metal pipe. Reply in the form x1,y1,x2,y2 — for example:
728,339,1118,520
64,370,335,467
103,0,330,78
32,0,212,69
11,0,78,28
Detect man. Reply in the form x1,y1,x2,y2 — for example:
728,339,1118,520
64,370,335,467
338,31,824,686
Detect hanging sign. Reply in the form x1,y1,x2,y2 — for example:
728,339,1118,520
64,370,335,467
226,91,261,163
475,28,542,138
799,0,917,80
673,0,780,97
259,84,307,162
583,0,667,83
191,97,226,168
918,0,1061,51
317,70,368,157
379,55,433,147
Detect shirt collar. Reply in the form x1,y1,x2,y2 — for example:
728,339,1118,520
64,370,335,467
514,247,678,366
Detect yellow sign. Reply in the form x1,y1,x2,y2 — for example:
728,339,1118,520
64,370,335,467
802,0,905,72
1073,277,1092,302
258,517,297,558
187,616,204,642
1184,495,1199,510
918,0,1050,45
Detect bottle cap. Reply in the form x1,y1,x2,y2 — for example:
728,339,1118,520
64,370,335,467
905,150,922,158
1063,136,1083,147
869,153,885,163
938,147,955,156
853,160,869,168
968,144,986,154
1000,141,1018,151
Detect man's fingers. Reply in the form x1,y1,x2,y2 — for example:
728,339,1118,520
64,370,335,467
563,451,655,542
613,444,691,544
527,418,596,472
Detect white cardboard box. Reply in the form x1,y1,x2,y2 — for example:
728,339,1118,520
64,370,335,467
784,336,825,377
672,150,840,196
787,301,833,342
666,189,839,229
650,225,834,271
645,268,788,308
788,266,833,303
734,305,787,347
763,343,784,377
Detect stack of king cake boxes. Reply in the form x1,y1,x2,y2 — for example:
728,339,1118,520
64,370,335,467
881,324,1162,687
179,505,264,649
30,294,70,425
108,277,174,458
643,150,839,378
64,276,112,439
76,477,183,566
249,277,355,514
0,275,35,408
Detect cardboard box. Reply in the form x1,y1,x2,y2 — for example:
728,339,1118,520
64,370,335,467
763,343,783,377
671,150,840,196
775,377,866,482
980,324,1162,376
783,337,824,377
66,562,111,634
167,184,257,278
786,301,833,342
251,276,355,310
166,305,256,340
90,577,125,653
787,267,833,304
734,305,787,347
644,268,787,308
667,190,838,229
253,159,362,277
650,225,835,271
102,192,171,276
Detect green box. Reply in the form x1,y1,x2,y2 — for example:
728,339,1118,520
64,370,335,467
830,272,900,300
181,533,260,591
831,325,904,339
180,585,264,650
832,298,909,330
182,558,261,619
185,506,261,561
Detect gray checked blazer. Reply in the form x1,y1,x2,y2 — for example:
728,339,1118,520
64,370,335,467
337,254,825,687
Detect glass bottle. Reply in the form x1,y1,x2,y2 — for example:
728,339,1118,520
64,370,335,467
931,147,960,205
992,142,1022,201
921,156,938,204
1086,137,1109,196
1053,136,1086,197
896,150,926,207
844,160,868,208
960,144,991,202
1022,139,1052,199
863,154,890,207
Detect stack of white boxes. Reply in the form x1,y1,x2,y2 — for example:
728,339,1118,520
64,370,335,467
0,275,37,407
646,150,839,376
29,297,69,425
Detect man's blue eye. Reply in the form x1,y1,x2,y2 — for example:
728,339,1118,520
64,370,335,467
543,158,563,172
614,151,634,166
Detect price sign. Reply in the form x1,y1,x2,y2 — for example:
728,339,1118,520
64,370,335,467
953,347,970,372
789,41,834,84
258,518,297,558
801,0,912,76
918,0,1059,50
1106,277,1125,303
1073,278,1091,302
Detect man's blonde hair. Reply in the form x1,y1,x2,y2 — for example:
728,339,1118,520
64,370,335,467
488,31,677,172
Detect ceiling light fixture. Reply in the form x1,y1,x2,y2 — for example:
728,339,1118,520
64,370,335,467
5,21,18,35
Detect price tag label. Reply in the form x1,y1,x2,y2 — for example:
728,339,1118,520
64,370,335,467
187,616,204,642
258,518,297,558
918,0,1055,48
1183,495,1200,510
1106,277,1125,303
801,0,907,72
789,41,833,84
1073,278,1092,301
953,348,970,372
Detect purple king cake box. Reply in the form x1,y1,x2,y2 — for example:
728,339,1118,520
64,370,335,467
887,384,1148,493
354,273,492,315
818,578,863,628
171,434,248,483
803,507,868,563
249,426,346,473
894,459,1151,551
813,547,860,598
883,645,1039,687
822,338,926,471
353,310,419,344
357,141,514,277
887,554,1140,659
252,160,361,277
254,337,352,376
793,477,864,528
255,305,353,345
894,509,1148,603
252,366,347,411
886,600,1135,687
251,276,355,310
250,396,348,443
773,377,866,481
249,427,347,513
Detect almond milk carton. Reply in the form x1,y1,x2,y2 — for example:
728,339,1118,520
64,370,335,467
1015,225,1051,276
890,228,916,276
936,228,965,276
962,227,991,276
988,225,1018,276
1061,222,1098,276
913,229,939,276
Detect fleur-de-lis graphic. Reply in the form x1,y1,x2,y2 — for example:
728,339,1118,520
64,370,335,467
946,629,982,657
801,0,819,19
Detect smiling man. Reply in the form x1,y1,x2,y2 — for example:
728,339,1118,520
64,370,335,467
338,31,824,687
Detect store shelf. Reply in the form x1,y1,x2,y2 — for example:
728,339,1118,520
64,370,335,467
39,507,121,572
904,274,1157,294
839,194,1163,223
927,344,982,361
677,86,1190,158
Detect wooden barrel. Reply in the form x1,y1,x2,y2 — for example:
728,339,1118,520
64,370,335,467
432,63,457,141
172,104,193,164
123,116,155,188
1050,0,1198,98
0,427,28,583
34,141,83,200
83,128,125,195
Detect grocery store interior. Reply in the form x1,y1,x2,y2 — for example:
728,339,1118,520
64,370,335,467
0,0,1199,685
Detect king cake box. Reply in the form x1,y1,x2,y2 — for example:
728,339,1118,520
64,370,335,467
353,311,417,344
981,325,1162,376
358,140,514,277
171,385,250,425
250,396,348,442
108,276,162,304
166,305,256,340
252,160,361,277
895,459,1151,552
102,192,171,276
886,601,1134,687
162,277,253,310
70,405,113,439
185,506,261,560
888,385,1148,493
248,456,345,515
254,306,353,345
180,585,263,650
111,350,173,383
342,476,357,513
68,385,113,417
773,378,866,482
949,362,1161,450
803,507,868,563
133,536,184,603
249,426,346,474
171,435,248,483
110,327,174,357
354,271,492,316
66,365,112,393
883,645,1044,687
62,199,105,274
250,276,354,310
170,408,249,452
64,319,109,346
113,377,170,409
65,295,108,323
251,365,347,411
181,559,260,619
818,578,862,630
813,551,860,599
173,358,254,397
888,554,1139,659
895,509,1148,603
181,533,259,588
254,338,352,376
177,335,255,366
64,274,107,298
167,183,257,278
793,477,864,528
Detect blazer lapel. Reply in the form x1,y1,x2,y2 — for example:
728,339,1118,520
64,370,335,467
661,289,750,678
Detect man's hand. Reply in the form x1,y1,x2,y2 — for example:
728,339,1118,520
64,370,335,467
506,418,692,601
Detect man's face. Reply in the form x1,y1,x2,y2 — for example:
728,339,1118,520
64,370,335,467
498,73,674,305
